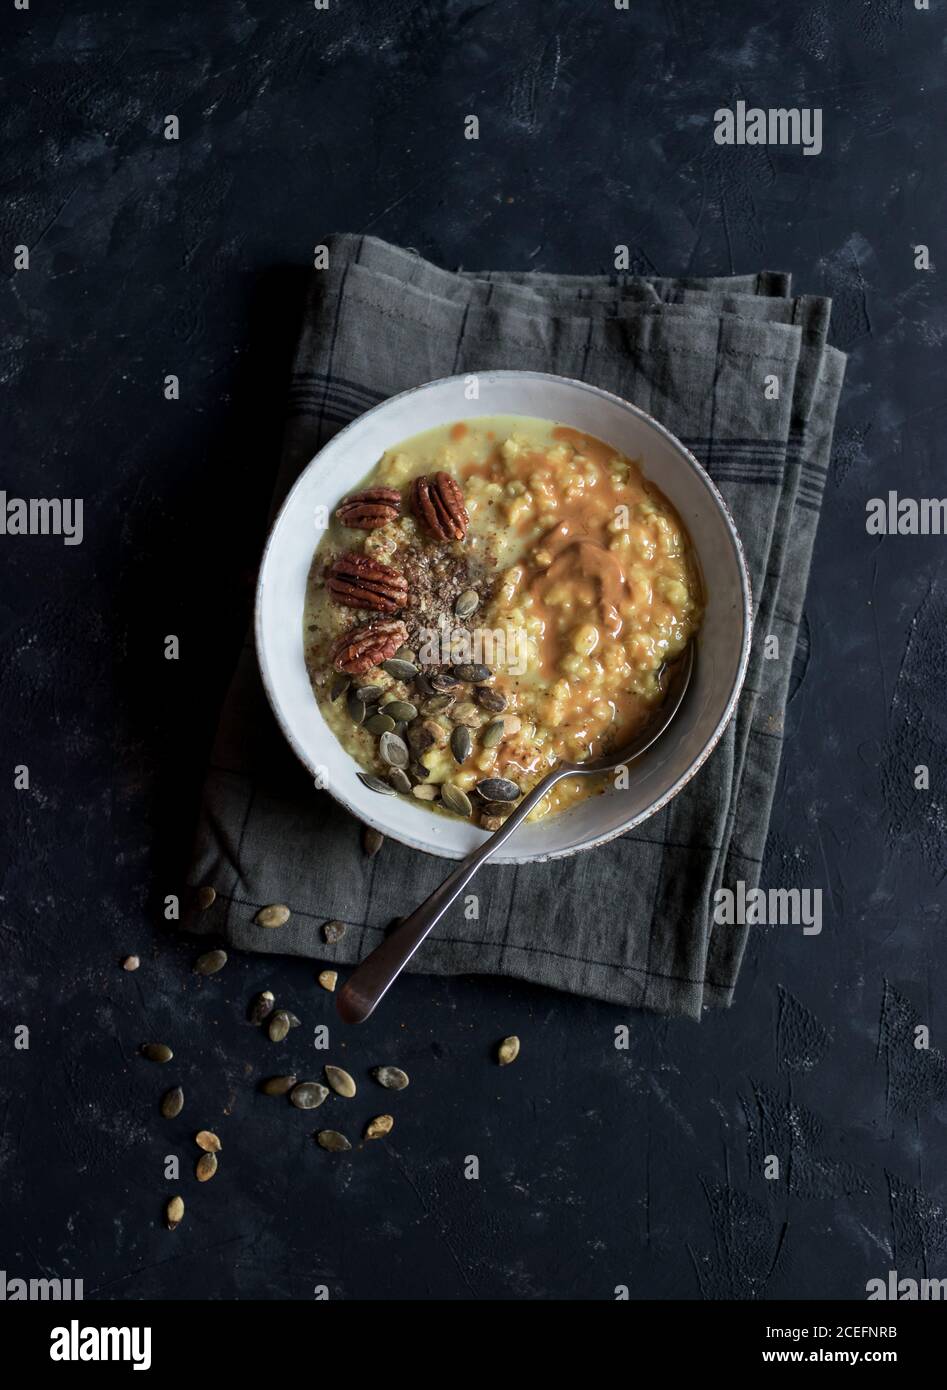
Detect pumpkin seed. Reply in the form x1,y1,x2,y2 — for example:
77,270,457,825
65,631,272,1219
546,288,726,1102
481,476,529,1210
394,646,416,662
480,801,513,818
260,1074,297,1096
160,1086,184,1119
364,711,396,735
256,903,290,928
165,1195,185,1230
450,725,472,763
196,885,216,910
412,783,438,801
454,589,480,619
441,784,473,818
141,1043,172,1063
373,1065,409,1090
476,777,521,802
413,672,434,697
423,694,455,715
381,658,418,681
196,1130,222,1153
452,662,490,682
481,718,506,748
388,767,412,794
196,1151,218,1182
354,684,383,703
194,948,227,976
316,1130,352,1152
248,990,275,1025
379,731,409,769
452,702,481,726
325,1065,356,1098
430,672,461,692
329,674,350,701
268,1010,292,1042
498,1035,520,1066
382,700,417,722
365,1114,394,1140
407,761,430,783
290,1081,329,1110
474,685,507,712
122,955,140,971
323,920,346,945
347,693,367,726
358,771,396,795
318,970,338,992
363,826,385,857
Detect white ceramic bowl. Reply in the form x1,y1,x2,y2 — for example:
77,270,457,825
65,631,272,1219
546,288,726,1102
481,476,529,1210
255,371,751,863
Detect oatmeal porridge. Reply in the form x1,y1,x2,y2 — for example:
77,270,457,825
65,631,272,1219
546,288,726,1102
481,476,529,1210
304,416,703,827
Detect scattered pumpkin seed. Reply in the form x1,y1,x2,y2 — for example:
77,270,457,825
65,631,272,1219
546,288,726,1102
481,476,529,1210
412,783,438,801
441,784,473,818
268,1010,292,1042
498,1035,520,1066
381,658,418,681
347,693,367,726
388,767,412,795
316,1130,352,1152
325,1065,357,1098
323,920,347,945
474,685,507,712
194,948,227,976
481,718,506,748
358,771,396,795
165,1195,184,1230
122,954,140,971
248,990,276,1025
450,724,472,763
196,1151,218,1182
195,1130,222,1152
363,826,385,857
365,1114,394,1140
454,589,480,619
329,674,350,702
260,1074,297,1096
379,730,409,768
256,904,291,929
430,672,461,691
423,694,455,715
354,684,382,703
452,662,491,682
480,801,513,818
394,646,416,662
381,700,417,722
364,711,396,735
413,672,434,697
291,1081,329,1110
318,970,338,992
141,1043,173,1063
284,1011,302,1029
160,1087,184,1119
196,886,216,910
476,777,521,802
373,1066,409,1090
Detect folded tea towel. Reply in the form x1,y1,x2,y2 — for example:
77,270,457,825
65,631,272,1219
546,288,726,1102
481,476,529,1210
185,235,845,1019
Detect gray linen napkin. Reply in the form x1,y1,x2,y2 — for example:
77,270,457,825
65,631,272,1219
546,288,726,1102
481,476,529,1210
185,235,845,1019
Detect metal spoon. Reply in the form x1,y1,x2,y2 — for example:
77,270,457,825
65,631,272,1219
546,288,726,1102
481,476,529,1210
336,642,695,1024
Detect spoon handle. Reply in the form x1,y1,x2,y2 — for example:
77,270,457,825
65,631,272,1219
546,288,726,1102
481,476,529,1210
336,768,567,1024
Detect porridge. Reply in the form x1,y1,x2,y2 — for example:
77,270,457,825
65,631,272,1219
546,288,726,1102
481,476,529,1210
304,416,703,828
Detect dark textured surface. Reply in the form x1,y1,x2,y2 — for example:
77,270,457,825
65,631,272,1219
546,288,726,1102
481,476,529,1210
1,1,944,1301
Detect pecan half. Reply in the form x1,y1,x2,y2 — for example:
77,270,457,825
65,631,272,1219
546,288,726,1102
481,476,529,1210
326,553,408,613
335,487,402,530
409,472,469,542
328,619,409,676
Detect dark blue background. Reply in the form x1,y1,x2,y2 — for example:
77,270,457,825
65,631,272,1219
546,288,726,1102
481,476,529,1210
1,0,944,1300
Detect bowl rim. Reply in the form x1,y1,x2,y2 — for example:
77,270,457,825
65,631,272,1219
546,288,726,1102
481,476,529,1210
255,369,753,863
